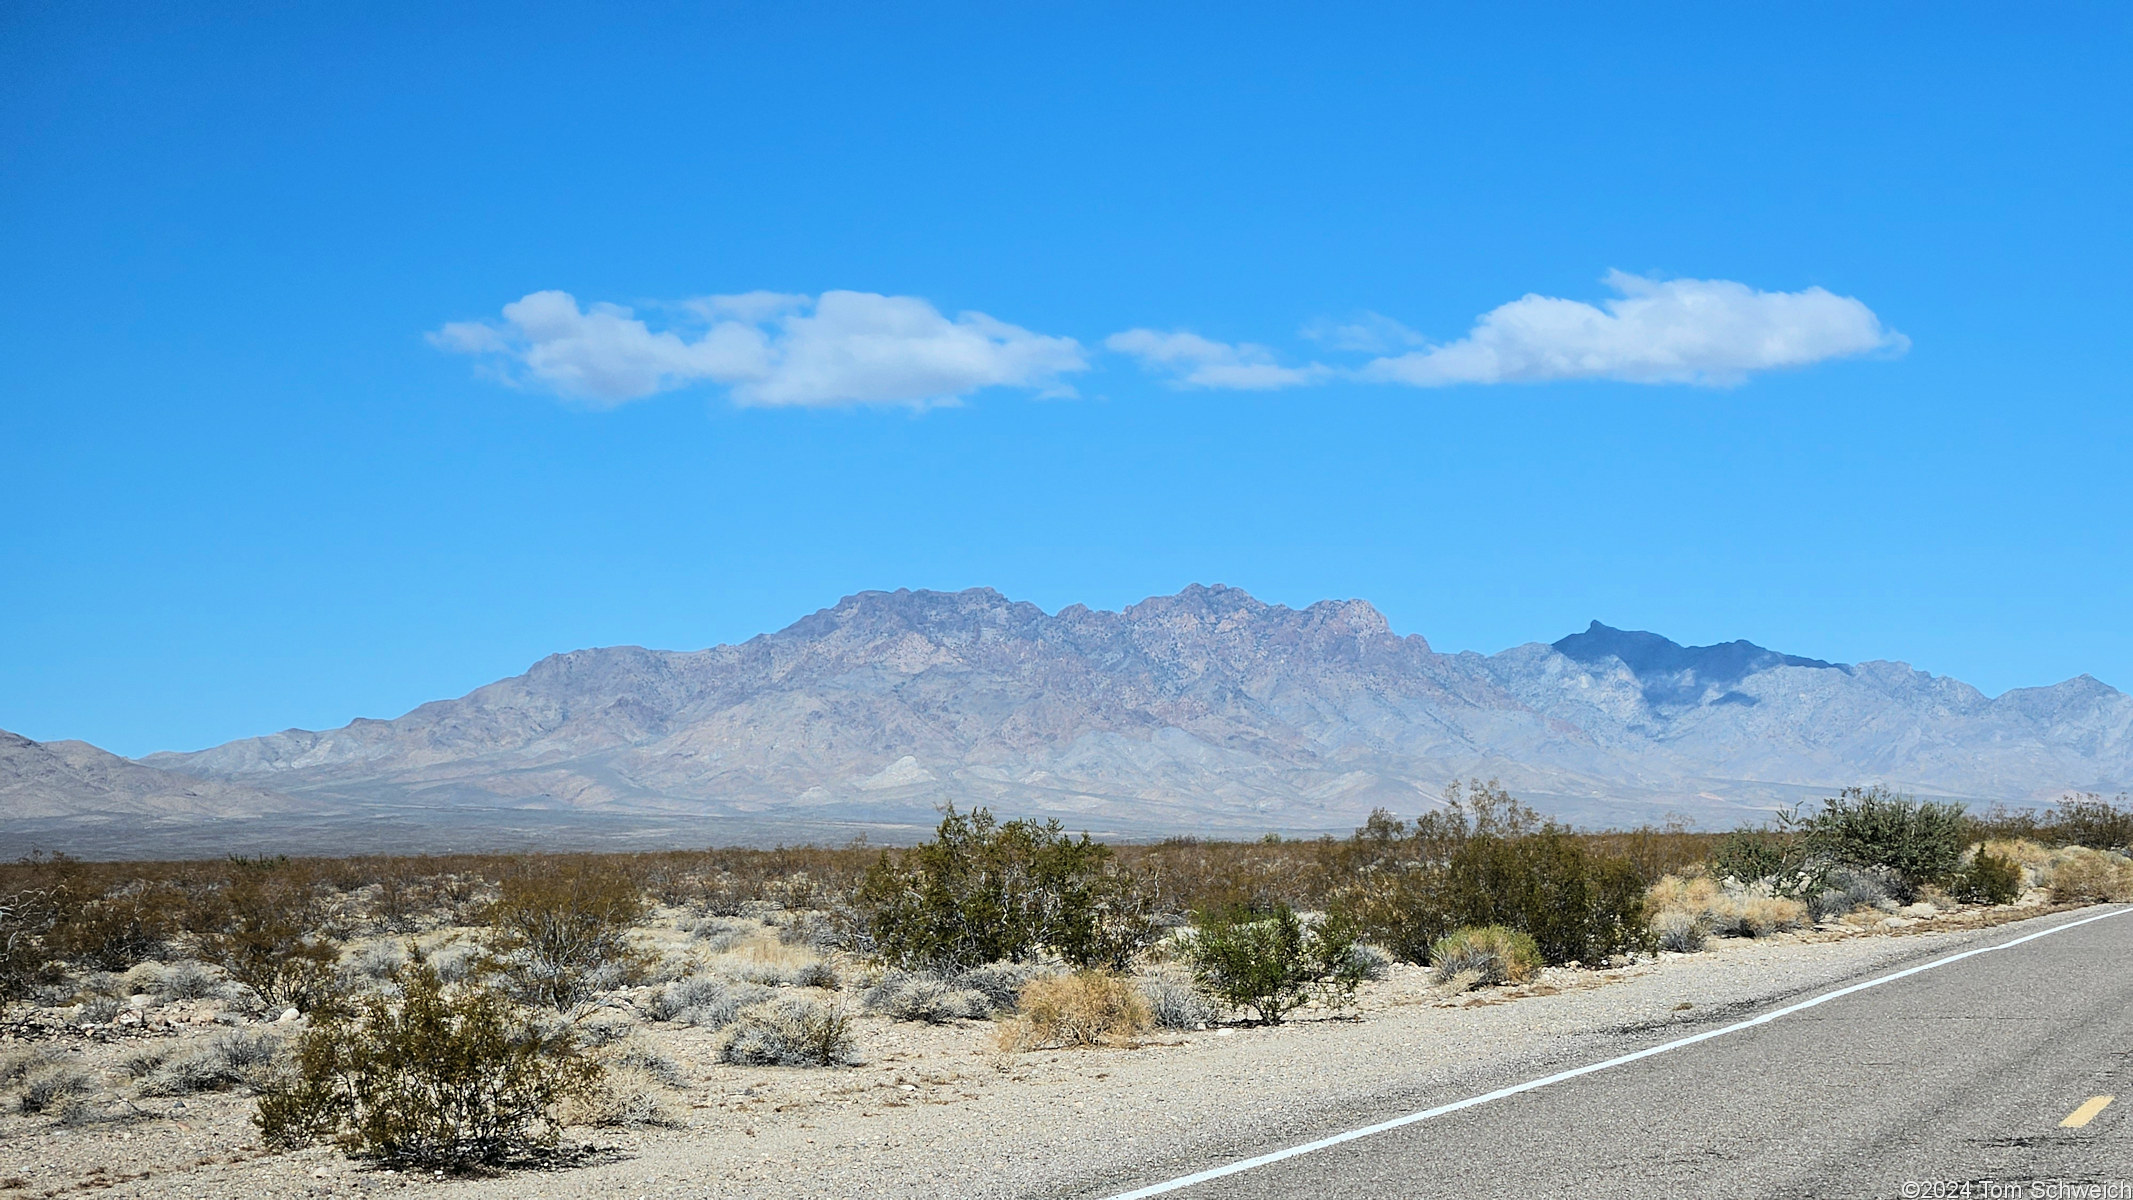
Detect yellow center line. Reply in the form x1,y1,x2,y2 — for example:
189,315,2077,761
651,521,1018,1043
2061,1096,2114,1128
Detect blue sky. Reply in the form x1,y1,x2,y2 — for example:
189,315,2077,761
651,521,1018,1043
3,3,2127,757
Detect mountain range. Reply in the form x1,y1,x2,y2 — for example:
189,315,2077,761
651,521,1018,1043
5,585,2128,857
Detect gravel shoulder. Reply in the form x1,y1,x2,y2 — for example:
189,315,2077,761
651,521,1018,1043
0,903,2083,1200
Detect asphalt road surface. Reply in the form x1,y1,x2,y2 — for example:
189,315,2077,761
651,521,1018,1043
1092,907,2133,1200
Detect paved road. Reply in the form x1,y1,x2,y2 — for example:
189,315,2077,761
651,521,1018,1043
1092,908,2133,1199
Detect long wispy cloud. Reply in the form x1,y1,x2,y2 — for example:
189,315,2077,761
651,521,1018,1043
1113,272,1907,390
430,289,1087,407
433,272,1903,408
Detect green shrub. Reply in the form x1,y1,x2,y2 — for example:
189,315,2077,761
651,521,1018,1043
196,876,340,1013
1710,830,1791,886
1183,903,1365,1024
47,886,174,972
485,862,646,1010
1952,847,2023,905
1437,829,1653,966
855,807,1154,972
1428,925,1542,987
0,887,60,1004
1331,784,1653,968
255,962,599,1169
1794,786,1968,897
2050,793,2133,852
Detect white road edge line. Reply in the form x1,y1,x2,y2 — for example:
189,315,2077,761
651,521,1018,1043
1099,904,2133,1200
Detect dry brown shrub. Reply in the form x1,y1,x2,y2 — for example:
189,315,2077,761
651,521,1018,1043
995,971,1149,1052
2043,848,2133,903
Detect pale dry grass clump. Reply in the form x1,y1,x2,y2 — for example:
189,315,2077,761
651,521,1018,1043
1428,926,1541,987
994,972,1149,1051
565,1039,688,1128
2039,846,2133,903
707,929,835,988
1651,910,1708,953
1646,874,1806,940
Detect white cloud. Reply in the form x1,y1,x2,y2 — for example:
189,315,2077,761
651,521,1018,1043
1299,311,1428,354
1103,329,1329,390
1359,271,1907,387
1105,273,1904,394
431,289,1086,408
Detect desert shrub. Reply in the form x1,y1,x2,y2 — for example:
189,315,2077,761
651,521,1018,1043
338,942,407,989
1431,829,1650,965
1342,942,1394,981
774,912,838,951
424,942,483,985
1183,903,1365,1024
608,1040,687,1088
568,1065,680,1129
75,993,124,1024
686,916,746,949
196,875,341,1013
1650,874,1807,938
1139,970,1219,1030
2044,848,2133,904
1652,911,1707,953
16,1063,95,1114
255,962,599,1169
656,978,775,1029
1711,830,1791,886
47,887,175,972
718,998,857,1067
569,1039,685,1129
997,972,1149,1050
0,886,61,1004
0,1047,62,1088
1429,925,1542,987
137,1031,281,1096
1952,847,2024,905
1334,786,1652,967
485,863,647,1011
790,960,840,990
1795,787,1968,897
645,975,723,1022
1728,896,1807,937
860,972,985,1023
950,961,1053,1010
2050,793,2133,852
855,807,1154,972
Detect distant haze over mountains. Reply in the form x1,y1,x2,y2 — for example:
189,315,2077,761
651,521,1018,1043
5,585,2129,857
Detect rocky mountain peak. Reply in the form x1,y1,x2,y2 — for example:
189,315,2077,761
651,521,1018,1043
1553,621,1845,708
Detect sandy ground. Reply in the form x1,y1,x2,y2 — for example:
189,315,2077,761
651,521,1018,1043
0,902,2073,1200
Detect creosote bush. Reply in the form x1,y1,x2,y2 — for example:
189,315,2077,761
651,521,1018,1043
1183,902,1365,1024
485,861,647,1011
1793,786,1969,899
256,962,599,1170
855,807,1154,972
1952,847,2023,906
1335,782,1653,968
195,873,340,1013
1429,925,1542,988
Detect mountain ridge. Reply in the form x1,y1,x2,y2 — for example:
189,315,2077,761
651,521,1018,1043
7,585,2129,855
